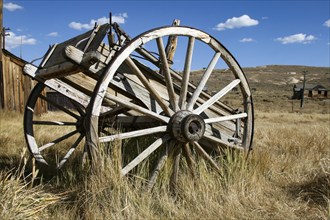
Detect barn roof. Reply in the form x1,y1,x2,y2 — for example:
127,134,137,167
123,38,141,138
2,49,28,66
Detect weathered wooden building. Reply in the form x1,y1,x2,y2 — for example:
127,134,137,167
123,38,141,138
292,84,329,99
0,49,47,113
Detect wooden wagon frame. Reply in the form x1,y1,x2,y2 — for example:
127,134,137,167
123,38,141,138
23,18,254,188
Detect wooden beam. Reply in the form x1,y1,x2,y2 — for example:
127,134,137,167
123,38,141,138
165,19,180,66
0,2,3,108
65,45,101,68
121,135,170,176
0,1,2,59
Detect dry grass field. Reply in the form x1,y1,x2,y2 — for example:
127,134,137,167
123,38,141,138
0,65,329,219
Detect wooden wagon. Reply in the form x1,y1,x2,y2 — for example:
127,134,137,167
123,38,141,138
23,19,254,188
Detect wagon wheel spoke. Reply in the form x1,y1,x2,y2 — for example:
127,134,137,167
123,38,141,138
71,100,85,116
182,142,196,178
204,113,247,124
121,135,171,176
32,120,77,126
125,57,174,116
170,144,182,192
39,94,80,120
179,36,195,109
157,37,179,112
99,125,167,143
193,79,241,115
39,129,80,152
203,135,244,150
193,141,220,172
147,144,169,191
186,52,221,111
57,134,85,168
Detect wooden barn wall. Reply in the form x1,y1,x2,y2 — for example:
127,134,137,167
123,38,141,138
1,50,47,114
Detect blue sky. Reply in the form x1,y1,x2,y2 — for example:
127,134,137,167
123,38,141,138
3,0,330,68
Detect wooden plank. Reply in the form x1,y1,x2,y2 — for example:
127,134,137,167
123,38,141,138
19,72,24,112
65,45,101,69
0,5,2,62
8,59,14,110
36,24,109,79
1,47,42,112
24,64,92,110
23,63,38,79
14,67,19,111
113,71,164,114
165,19,180,64
63,73,97,97
104,92,170,123
85,24,110,52
125,57,173,116
3,56,8,110
23,71,32,110
0,60,4,108
39,44,58,68
36,62,79,79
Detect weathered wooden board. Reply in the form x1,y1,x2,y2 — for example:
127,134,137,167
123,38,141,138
1,50,47,113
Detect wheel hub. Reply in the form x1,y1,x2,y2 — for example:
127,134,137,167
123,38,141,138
76,115,87,134
169,110,206,143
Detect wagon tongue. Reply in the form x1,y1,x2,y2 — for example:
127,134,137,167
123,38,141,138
168,110,206,143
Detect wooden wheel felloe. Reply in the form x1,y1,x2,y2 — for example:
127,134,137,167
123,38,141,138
87,26,254,188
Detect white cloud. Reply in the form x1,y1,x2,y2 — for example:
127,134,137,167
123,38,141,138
4,2,23,11
262,16,269,20
276,33,317,44
214,15,259,31
47,32,59,37
240,38,254,43
324,19,330,27
5,32,37,49
68,22,91,31
110,13,128,24
69,13,128,31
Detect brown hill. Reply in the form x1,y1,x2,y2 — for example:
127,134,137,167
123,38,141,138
191,65,330,113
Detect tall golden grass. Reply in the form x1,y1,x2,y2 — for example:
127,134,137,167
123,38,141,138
0,110,329,219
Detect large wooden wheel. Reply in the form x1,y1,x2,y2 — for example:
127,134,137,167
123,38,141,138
87,26,254,188
24,82,88,168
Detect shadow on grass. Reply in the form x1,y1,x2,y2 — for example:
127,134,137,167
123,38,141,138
287,174,330,208
0,155,23,172
0,152,88,188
